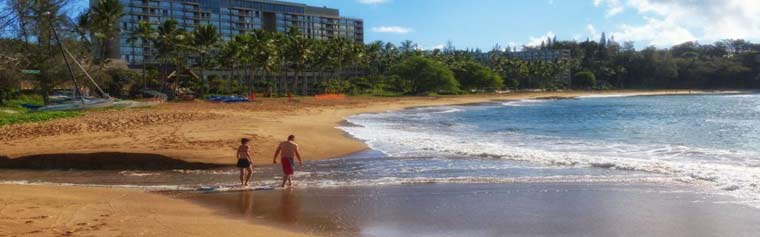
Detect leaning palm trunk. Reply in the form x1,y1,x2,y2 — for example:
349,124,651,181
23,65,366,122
293,69,299,95
227,65,234,94
300,69,306,95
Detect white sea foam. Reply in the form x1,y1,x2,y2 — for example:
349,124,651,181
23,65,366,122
340,111,760,207
576,94,636,99
501,99,546,107
119,171,161,177
432,108,464,114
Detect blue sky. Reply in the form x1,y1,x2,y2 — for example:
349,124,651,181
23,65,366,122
296,0,760,50
73,0,760,50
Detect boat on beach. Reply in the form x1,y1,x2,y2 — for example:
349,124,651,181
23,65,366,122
35,97,116,111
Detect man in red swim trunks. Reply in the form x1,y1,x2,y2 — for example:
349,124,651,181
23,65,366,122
273,135,303,187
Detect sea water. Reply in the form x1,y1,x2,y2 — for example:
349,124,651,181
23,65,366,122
338,93,760,206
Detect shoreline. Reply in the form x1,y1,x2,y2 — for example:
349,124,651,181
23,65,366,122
0,90,749,236
0,90,744,167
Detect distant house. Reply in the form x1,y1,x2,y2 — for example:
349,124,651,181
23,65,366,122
508,49,570,62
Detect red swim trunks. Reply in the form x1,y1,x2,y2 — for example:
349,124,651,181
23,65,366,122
281,157,294,175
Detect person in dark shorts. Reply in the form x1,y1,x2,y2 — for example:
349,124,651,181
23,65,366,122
273,135,303,187
237,138,253,186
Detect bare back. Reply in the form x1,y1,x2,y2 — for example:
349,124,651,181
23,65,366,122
238,145,250,160
278,141,299,158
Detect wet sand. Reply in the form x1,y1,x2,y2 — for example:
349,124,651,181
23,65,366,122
181,183,760,237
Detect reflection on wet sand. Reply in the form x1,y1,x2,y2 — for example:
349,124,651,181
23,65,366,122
182,183,760,237
277,189,299,224
238,191,254,216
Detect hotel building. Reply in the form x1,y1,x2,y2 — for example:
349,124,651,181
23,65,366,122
102,0,364,66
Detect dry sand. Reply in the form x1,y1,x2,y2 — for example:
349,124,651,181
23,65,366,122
0,184,308,237
0,90,731,236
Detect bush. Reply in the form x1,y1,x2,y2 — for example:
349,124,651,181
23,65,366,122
573,71,597,89
391,56,459,94
452,61,504,92
0,70,21,106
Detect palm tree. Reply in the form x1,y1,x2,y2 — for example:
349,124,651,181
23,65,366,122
284,27,313,95
155,19,190,92
309,40,331,94
89,0,124,61
74,10,92,51
218,38,242,94
127,20,156,89
242,30,278,96
347,41,366,80
192,24,220,95
381,42,400,75
365,40,383,76
399,40,417,55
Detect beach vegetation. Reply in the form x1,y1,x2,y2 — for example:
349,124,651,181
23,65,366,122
452,61,504,92
0,94,82,126
573,71,597,89
391,56,459,95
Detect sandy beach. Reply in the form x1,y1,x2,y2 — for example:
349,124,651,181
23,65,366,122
0,90,743,236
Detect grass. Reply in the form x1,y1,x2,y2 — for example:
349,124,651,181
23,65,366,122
0,95,83,126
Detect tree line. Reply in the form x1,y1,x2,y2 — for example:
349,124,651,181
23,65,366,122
2,0,760,105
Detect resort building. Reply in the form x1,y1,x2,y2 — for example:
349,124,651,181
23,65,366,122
508,49,571,62
102,0,364,66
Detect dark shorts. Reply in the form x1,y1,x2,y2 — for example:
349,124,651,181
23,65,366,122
236,159,251,168
281,157,294,175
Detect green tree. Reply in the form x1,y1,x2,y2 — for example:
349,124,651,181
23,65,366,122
452,61,504,91
155,19,191,92
391,56,459,94
192,24,220,94
283,27,313,95
127,20,157,89
89,0,124,61
217,38,242,94
573,71,596,89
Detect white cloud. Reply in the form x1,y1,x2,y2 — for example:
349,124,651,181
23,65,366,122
606,6,624,17
586,24,599,40
614,17,697,46
431,44,445,50
526,31,555,47
593,0,760,47
371,26,413,34
357,0,390,4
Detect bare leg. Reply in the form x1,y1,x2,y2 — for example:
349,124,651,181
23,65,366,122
280,175,288,188
287,176,293,187
244,166,253,186
239,168,244,186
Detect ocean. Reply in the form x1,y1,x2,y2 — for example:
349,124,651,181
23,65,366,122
339,93,760,205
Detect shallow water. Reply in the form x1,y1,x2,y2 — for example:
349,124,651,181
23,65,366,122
340,93,760,206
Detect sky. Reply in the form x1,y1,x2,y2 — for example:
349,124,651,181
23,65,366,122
72,0,760,50
295,0,760,50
